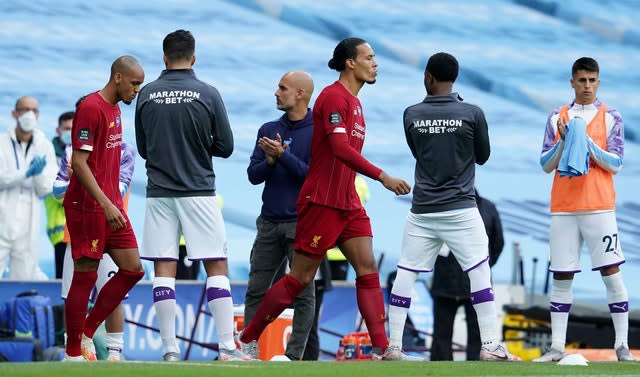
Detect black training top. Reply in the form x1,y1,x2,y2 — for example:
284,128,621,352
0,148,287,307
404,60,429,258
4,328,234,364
403,92,490,213
135,69,233,197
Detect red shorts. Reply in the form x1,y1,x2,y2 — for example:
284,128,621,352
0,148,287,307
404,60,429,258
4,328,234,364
65,207,138,261
294,202,372,259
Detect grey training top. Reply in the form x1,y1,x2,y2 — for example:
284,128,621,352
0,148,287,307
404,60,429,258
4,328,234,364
135,69,233,197
403,92,490,213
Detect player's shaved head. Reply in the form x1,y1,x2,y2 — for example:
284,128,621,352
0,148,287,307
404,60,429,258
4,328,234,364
111,55,143,78
284,71,314,101
103,55,145,105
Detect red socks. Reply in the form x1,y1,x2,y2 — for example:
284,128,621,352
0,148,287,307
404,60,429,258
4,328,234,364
356,273,389,350
240,274,305,342
65,270,98,356
83,269,144,338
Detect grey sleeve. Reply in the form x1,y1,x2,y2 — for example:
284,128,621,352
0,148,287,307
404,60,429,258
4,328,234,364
134,94,147,160
403,108,418,159
209,88,234,158
474,108,490,165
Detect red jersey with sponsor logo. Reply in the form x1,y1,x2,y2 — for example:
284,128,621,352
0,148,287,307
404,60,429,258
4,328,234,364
299,81,368,210
64,91,123,212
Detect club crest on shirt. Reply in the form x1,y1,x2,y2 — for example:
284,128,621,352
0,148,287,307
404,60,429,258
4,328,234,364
310,235,322,248
90,239,99,253
329,112,342,126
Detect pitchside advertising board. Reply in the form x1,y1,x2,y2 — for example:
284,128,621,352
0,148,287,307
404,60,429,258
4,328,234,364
0,280,433,361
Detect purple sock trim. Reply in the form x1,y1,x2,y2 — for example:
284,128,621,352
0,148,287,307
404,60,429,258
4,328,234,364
550,302,572,313
389,293,411,308
207,287,231,301
609,301,629,313
153,286,176,302
470,287,494,305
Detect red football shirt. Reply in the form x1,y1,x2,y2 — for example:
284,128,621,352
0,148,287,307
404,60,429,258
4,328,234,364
64,91,123,212
299,81,379,210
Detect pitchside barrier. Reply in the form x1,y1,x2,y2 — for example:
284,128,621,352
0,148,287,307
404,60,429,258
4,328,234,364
0,280,428,361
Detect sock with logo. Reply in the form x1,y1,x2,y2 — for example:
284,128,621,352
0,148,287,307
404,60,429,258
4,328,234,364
387,268,417,347
468,261,498,346
603,272,629,349
356,273,388,350
65,270,98,356
105,332,124,355
84,269,144,338
153,276,180,354
206,275,236,350
549,278,572,352
241,274,305,343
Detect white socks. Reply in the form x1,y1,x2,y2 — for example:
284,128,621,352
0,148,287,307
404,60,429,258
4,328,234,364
468,261,498,347
105,332,124,353
387,268,417,347
549,278,573,352
206,275,236,350
153,276,179,354
602,272,629,349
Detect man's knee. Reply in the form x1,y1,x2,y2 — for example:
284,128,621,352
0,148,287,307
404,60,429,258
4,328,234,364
600,265,620,276
75,257,100,271
203,258,228,276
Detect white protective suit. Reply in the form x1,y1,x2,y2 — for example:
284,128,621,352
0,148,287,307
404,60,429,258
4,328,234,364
0,127,56,279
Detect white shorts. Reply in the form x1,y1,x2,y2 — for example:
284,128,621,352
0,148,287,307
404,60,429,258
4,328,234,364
549,211,625,272
397,208,489,272
141,196,227,261
60,243,120,299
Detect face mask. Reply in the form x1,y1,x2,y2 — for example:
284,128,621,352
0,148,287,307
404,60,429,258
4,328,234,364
60,130,72,145
17,111,37,132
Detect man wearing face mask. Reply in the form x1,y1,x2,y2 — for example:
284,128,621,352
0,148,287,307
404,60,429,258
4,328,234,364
0,96,57,279
52,112,75,164
45,111,75,278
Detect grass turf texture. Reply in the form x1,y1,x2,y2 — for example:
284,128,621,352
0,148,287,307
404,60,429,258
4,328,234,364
1,361,639,377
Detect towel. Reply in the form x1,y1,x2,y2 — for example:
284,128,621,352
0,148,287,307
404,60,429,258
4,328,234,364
558,118,590,177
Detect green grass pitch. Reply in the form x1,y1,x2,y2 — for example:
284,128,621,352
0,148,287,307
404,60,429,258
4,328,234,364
1,361,639,377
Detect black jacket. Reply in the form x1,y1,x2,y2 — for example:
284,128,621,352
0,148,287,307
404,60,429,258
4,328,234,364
403,93,490,214
135,69,233,197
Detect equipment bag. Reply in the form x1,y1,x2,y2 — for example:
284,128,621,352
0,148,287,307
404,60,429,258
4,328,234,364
0,290,55,349
0,337,44,362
